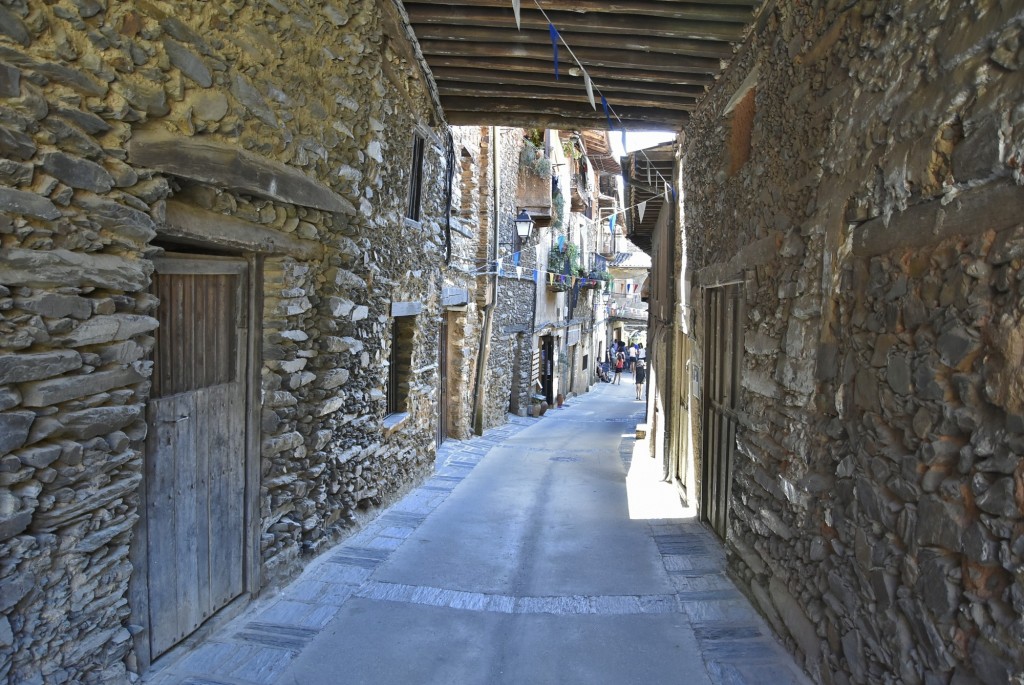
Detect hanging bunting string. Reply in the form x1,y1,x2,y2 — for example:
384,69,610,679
527,0,675,194
454,246,642,292
549,23,560,80
600,94,613,130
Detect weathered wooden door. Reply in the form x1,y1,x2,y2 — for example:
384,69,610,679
670,334,692,501
146,255,248,658
437,313,449,448
700,284,742,540
540,335,554,405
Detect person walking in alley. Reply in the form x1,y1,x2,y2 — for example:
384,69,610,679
627,343,637,373
613,350,625,384
634,359,646,399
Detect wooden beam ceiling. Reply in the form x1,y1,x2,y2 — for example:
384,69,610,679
623,145,676,251
400,0,760,130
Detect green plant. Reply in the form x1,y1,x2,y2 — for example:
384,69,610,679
565,242,580,275
520,140,551,179
551,187,565,232
562,138,582,160
525,128,545,148
547,248,566,273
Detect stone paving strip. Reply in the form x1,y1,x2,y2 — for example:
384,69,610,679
148,409,808,685
355,581,680,616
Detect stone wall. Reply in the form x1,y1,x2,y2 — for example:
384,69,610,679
444,125,485,441
682,1,1024,683
481,127,531,430
0,1,482,681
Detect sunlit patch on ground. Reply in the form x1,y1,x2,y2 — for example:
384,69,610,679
626,436,695,520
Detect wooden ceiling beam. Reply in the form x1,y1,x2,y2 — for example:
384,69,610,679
441,96,686,124
445,111,684,131
424,55,717,86
410,24,736,59
405,0,757,23
429,67,707,98
418,39,722,73
405,5,746,42
437,84,697,111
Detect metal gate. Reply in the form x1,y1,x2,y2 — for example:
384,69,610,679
146,255,249,658
700,283,742,540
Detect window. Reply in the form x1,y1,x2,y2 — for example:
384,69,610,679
722,69,758,178
406,133,425,222
727,87,755,176
387,314,416,416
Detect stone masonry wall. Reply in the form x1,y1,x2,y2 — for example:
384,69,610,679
481,127,529,430
0,1,471,681
444,125,485,441
683,1,1024,683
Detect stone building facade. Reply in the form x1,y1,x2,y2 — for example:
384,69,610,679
476,127,534,431
524,129,612,406
652,1,1024,683
0,2,509,682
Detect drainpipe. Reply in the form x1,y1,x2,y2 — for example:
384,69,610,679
472,126,500,435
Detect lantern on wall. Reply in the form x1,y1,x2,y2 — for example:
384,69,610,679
514,209,535,240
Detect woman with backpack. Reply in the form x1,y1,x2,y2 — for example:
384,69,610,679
613,350,625,384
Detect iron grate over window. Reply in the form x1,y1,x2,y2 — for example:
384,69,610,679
406,133,425,222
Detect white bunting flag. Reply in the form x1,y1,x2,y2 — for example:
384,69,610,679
516,266,523,279
513,0,521,30
638,200,647,223
584,72,596,110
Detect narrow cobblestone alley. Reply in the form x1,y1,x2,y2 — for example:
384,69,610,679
146,382,810,685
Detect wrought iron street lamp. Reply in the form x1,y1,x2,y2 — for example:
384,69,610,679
514,209,534,240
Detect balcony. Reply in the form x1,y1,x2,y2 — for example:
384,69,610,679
518,140,552,227
608,295,647,321
598,233,618,257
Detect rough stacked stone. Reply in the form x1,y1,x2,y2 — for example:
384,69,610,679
824,228,1024,684
681,1,1024,683
443,126,485,440
0,1,505,682
483,128,534,429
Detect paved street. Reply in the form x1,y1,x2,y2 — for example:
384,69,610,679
147,380,810,685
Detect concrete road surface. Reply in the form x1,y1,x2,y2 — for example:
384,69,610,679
148,380,811,685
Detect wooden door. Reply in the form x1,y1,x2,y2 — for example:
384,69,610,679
540,335,554,405
700,284,742,540
670,334,692,501
146,255,248,658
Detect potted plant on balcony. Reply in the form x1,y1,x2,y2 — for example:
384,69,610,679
583,268,610,290
518,130,553,227
546,249,570,292
565,242,580,275
521,139,551,179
